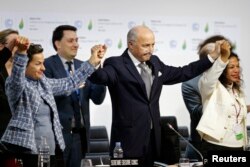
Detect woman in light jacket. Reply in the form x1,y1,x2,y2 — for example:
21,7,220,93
197,41,249,158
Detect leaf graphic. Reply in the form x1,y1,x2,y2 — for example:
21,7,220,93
204,23,209,33
182,40,187,50
118,39,122,49
88,20,93,30
19,19,24,29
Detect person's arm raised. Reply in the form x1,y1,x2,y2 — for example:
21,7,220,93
88,44,107,67
220,40,231,62
15,36,30,55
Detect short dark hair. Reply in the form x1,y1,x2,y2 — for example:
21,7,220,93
52,25,77,51
27,43,43,64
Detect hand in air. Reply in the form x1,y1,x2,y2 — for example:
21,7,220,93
15,36,30,55
89,44,107,67
220,40,231,62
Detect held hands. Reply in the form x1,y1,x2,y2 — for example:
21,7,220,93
88,44,107,67
209,40,231,62
211,40,223,60
15,36,30,55
199,40,231,61
220,40,231,62
201,40,222,60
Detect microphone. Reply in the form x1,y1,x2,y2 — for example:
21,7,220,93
167,123,204,166
0,141,8,152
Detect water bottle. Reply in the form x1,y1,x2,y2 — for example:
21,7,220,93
113,142,123,158
38,136,50,167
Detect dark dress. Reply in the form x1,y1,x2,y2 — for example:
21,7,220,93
0,47,12,139
0,47,16,167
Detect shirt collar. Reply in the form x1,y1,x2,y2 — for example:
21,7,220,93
58,54,74,69
127,50,141,67
58,55,73,63
226,83,234,90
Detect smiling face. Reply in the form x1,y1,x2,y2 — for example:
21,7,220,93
25,52,45,80
225,56,240,84
128,26,155,62
55,30,79,61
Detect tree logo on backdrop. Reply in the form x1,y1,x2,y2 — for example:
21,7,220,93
204,23,209,33
88,20,93,30
19,18,24,29
182,40,187,50
117,38,123,49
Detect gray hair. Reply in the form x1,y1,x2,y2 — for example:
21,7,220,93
127,25,151,46
127,27,138,45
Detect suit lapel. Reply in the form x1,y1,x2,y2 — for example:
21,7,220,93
53,55,68,78
122,50,163,100
74,59,81,70
123,50,157,99
147,58,160,99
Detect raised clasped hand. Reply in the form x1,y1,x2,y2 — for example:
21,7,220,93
200,40,227,60
15,36,30,55
220,40,231,59
89,44,107,67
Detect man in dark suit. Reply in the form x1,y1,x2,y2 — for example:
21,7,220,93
44,25,106,167
89,25,223,166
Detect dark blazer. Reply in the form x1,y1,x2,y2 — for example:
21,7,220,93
44,55,106,151
181,75,203,160
182,75,202,143
0,47,12,139
89,49,212,158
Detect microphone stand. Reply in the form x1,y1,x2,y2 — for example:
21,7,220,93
167,123,204,166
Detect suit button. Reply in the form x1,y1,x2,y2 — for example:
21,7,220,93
224,127,227,129
220,138,223,141
228,115,231,118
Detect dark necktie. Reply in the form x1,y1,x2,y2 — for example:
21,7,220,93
138,62,152,99
65,61,84,128
65,61,73,74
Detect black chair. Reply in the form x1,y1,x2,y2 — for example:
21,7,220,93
178,126,189,158
159,116,180,165
85,126,110,165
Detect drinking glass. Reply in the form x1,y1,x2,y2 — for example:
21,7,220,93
245,136,250,151
81,159,93,167
179,158,190,167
